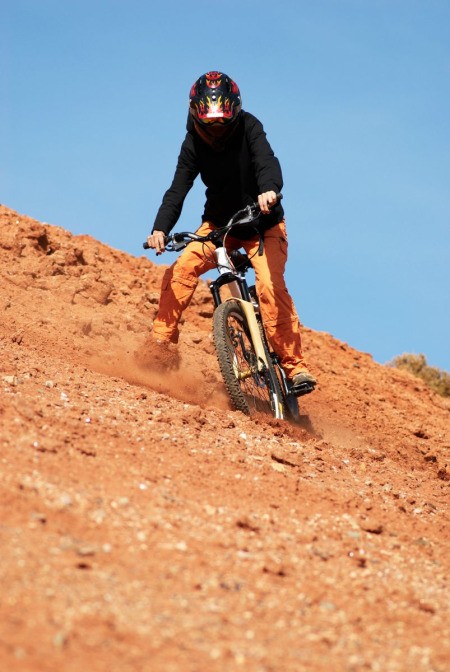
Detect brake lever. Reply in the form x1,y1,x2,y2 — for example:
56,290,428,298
172,240,188,251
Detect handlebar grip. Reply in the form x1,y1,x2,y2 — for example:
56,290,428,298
143,234,172,251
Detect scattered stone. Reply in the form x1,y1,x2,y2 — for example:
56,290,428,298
359,519,383,534
53,631,68,649
311,546,331,561
319,601,337,612
413,428,429,439
3,375,19,385
236,517,260,533
417,601,436,614
91,509,106,523
58,494,73,509
271,452,298,468
76,545,96,557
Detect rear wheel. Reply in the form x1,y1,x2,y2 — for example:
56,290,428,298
283,392,301,423
213,300,284,418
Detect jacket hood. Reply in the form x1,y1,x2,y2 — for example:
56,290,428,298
186,113,195,133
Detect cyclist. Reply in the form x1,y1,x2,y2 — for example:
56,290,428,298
145,71,316,392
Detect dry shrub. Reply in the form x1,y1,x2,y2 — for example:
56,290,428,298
390,353,450,397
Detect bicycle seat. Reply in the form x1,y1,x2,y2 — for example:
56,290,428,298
230,250,252,273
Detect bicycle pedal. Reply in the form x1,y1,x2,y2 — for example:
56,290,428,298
291,381,316,397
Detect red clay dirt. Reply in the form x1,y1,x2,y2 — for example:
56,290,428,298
0,205,448,672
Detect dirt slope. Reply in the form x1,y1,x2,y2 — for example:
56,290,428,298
0,205,448,672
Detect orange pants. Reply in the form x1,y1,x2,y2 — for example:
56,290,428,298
152,220,307,379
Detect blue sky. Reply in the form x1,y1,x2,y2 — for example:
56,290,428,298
2,0,449,370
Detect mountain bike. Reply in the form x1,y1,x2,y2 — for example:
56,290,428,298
143,196,314,421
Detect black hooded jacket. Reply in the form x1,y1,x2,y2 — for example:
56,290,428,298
152,111,284,239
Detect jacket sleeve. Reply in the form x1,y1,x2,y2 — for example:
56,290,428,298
246,114,283,194
152,135,199,234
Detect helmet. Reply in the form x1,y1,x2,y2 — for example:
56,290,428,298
189,71,242,126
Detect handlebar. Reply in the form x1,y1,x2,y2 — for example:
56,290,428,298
143,193,283,250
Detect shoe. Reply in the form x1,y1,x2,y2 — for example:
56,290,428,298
290,370,317,398
135,336,180,371
292,370,317,387
154,339,180,369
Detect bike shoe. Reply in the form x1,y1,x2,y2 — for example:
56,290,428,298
291,371,317,397
292,371,317,387
135,336,180,371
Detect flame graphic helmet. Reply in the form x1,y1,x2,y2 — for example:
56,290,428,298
189,71,242,126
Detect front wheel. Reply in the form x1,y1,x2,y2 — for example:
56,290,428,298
213,300,284,419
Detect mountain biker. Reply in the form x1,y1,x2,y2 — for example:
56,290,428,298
145,71,316,392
